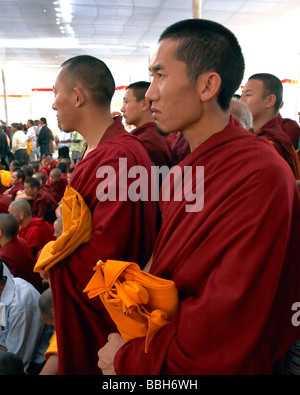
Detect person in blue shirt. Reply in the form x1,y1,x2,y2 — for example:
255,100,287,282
0,260,49,374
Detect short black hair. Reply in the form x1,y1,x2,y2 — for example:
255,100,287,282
249,73,283,113
12,168,25,181
126,81,151,102
25,177,40,189
61,55,116,108
159,19,245,111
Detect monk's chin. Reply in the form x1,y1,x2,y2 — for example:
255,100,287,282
155,124,170,137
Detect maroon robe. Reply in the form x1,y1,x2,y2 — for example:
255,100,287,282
278,114,300,150
8,182,24,200
115,116,300,375
30,185,58,224
170,131,191,165
47,177,68,202
132,122,173,168
19,217,55,256
0,235,43,292
49,117,158,375
256,116,297,177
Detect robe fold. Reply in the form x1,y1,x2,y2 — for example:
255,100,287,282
30,185,58,224
48,178,68,203
8,182,24,200
114,116,300,375
48,117,158,375
19,217,55,256
278,114,300,150
131,122,173,168
256,117,298,178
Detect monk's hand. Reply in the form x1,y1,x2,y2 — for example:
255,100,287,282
98,333,125,375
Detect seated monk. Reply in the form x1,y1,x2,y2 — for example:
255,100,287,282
44,155,58,175
0,213,43,292
16,177,58,224
47,168,68,203
3,168,25,200
8,198,55,257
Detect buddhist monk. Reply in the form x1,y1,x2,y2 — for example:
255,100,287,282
47,168,68,202
3,169,25,200
8,199,55,257
121,81,173,168
98,19,300,375
16,177,57,224
0,213,43,292
241,73,299,178
42,55,158,374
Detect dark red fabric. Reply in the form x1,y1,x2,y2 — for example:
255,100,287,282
115,116,300,375
30,185,58,224
19,217,55,256
0,235,43,292
278,114,300,150
256,116,296,177
170,132,191,165
0,195,12,213
49,117,158,375
47,177,68,202
8,182,24,200
132,122,173,168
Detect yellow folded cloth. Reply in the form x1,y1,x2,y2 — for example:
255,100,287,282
45,331,58,361
27,141,32,155
84,260,179,352
0,170,11,188
34,185,93,272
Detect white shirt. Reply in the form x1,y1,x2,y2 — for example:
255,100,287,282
56,130,70,148
11,130,28,154
0,277,49,370
26,126,37,151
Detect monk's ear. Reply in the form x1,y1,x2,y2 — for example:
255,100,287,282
141,99,151,112
265,93,277,109
73,86,85,108
197,72,222,103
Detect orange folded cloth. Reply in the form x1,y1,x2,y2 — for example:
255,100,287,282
34,185,92,272
27,141,32,156
0,170,11,188
45,331,58,361
84,260,179,352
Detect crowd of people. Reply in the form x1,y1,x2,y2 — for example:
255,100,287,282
0,17,299,376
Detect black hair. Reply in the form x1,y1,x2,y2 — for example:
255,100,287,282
61,55,115,108
126,81,151,102
249,73,283,113
159,19,245,111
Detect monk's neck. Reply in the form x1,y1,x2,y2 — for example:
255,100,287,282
183,110,230,152
21,216,32,229
81,113,114,155
253,112,276,132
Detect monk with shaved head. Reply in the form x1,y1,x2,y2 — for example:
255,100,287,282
9,199,55,257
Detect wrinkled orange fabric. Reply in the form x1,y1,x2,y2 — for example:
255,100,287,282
34,185,92,272
27,141,32,155
45,331,58,361
0,170,11,188
84,260,179,352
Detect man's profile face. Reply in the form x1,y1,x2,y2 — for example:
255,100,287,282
52,67,74,133
240,79,267,120
10,172,20,186
24,183,36,198
120,89,141,126
147,39,202,135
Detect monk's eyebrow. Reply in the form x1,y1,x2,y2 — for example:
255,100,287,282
149,63,164,72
